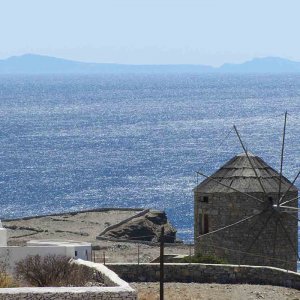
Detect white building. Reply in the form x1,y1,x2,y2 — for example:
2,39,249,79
0,221,92,271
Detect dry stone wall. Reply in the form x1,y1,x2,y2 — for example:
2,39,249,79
0,287,135,300
107,263,300,290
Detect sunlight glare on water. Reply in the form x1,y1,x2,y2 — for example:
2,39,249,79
0,73,299,242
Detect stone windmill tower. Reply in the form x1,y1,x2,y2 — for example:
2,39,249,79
194,114,299,271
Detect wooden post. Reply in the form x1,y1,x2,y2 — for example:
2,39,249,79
189,242,192,263
103,251,106,265
160,226,165,300
138,244,140,265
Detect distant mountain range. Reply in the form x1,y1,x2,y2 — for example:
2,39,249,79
1,54,300,74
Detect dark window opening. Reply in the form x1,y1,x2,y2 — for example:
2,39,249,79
268,196,274,205
75,250,78,257
199,213,209,234
201,196,209,203
203,214,209,234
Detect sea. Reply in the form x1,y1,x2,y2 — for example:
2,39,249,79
0,73,299,243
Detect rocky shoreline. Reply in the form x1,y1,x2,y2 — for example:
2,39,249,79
2,208,187,264
2,208,146,246
3,208,177,245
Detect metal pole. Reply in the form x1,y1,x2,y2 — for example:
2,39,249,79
160,226,165,300
189,242,192,263
278,111,288,206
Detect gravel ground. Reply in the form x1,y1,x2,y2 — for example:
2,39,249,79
130,282,300,300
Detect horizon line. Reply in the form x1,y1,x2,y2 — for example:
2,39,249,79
1,53,300,67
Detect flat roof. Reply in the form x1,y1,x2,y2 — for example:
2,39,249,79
27,239,91,247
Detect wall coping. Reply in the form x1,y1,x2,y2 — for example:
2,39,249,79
107,262,300,290
0,286,132,295
106,262,299,274
75,259,134,290
2,207,144,222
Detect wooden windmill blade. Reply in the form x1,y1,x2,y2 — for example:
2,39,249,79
233,125,267,196
194,112,299,271
277,111,288,205
234,114,299,267
280,172,300,205
277,216,300,261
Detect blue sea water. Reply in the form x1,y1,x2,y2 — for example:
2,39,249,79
0,73,299,242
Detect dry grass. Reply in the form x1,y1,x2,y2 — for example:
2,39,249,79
0,274,15,288
0,264,17,288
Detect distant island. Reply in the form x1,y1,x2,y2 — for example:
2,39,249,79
1,54,300,74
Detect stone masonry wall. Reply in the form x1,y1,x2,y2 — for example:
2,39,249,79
0,288,135,300
108,263,300,290
194,191,298,271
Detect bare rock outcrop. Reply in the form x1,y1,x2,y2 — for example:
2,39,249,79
98,210,177,243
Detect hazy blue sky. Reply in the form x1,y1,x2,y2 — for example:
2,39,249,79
1,0,300,66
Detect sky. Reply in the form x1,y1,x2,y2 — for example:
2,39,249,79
1,0,300,66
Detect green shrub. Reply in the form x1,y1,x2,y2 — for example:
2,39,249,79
179,253,226,264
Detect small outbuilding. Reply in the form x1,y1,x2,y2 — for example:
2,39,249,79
0,222,92,271
194,152,298,271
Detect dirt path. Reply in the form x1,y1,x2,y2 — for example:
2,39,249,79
131,282,300,300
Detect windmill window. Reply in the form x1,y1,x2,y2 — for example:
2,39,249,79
199,213,209,234
75,251,78,257
201,196,209,203
268,196,274,205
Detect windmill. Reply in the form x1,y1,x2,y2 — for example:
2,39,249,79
194,112,299,271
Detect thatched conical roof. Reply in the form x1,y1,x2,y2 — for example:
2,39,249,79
195,152,298,194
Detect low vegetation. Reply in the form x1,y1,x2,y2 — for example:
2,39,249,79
15,254,94,287
179,253,226,264
0,263,17,288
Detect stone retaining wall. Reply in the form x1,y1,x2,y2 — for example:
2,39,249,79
0,287,135,300
107,263,300,290
2,208,143,222
0,260,137,300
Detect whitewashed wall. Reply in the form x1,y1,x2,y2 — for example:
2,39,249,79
0,244,91,271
